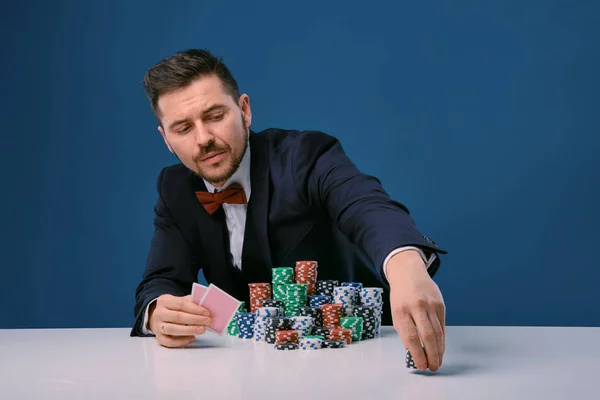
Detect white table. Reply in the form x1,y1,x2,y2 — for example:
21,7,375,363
1,325,598,399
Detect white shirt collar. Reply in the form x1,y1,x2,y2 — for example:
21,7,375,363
203,141,251,200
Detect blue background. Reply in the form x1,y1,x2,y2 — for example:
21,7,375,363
1,0,598,329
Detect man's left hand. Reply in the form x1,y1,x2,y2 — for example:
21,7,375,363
386,250,446,371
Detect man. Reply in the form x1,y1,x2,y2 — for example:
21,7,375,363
131,49,448,371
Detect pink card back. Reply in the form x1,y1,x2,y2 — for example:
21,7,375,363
200,284,241,335
191,283,208,304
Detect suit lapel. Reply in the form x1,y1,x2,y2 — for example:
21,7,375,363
188,174,233,287
247,132,273,269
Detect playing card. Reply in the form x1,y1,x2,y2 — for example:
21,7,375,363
199,284,242,335
191,282,208,304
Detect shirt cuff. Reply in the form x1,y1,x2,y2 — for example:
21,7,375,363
142,298,159,335
383,246,437,280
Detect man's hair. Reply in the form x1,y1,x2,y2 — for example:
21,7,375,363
142,48,240,121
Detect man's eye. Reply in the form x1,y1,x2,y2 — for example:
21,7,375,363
177,126,191,134
209,113,224,121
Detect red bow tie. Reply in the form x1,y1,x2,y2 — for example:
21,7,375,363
195,184,247,215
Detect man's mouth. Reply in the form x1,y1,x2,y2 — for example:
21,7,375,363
200,151,225,161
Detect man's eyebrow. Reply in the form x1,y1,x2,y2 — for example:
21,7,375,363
202,104,227,115
168,119,189,130
167,105,228,130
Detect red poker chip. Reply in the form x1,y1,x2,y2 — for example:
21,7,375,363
328,328,352,345
321,304,343,328
295,261,318,296
275,330,299,344
248,283,272,312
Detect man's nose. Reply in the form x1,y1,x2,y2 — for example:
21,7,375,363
194,125,213,147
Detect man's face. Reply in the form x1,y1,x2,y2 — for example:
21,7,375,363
157,74,252,187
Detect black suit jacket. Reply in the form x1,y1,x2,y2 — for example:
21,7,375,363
131,129,446,336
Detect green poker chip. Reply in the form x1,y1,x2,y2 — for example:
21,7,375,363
286,283,308,292
273,285,287,299
226,303,247,336
340,316,364,341
272,267,295,285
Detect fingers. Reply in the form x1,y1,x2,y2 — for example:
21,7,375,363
153,297,212,333
394,296,446,372
429,311,445,366
162,308,212,328
435,302,446,363
149,294,214,349
163,295,211,317
160,322,207,337
158,334,197,349
413,307,440,371
153,317,203,348
394,312,428,371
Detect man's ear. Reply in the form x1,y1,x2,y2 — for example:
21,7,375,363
239,94,252,128
158,125,174,154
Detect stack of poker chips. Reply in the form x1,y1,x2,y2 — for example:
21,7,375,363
321,303,343,328
295,261,318,296
284,283,308,316
315,280,338,297
272,267,294,303
340,316,364,342
254,306,280,342
275,330,299,345
352,305,378,340
275,343,298,350
299,336,323,350
341,282,363,306
243,262,386,349
328,328,353,345
227,302,247,336
265,316,293,344
300,306,323,328
304,334,325,340
322,339,345,348
309,295,331,308
248,283,271,313
272,285,287,303
289,316,314,337
333,286,356,316
312,327,330,338
359,288,384,335
262,299,285,316
235,312,256,339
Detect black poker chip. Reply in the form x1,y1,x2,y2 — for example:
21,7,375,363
275,343,298,350
405,350,417,369
312,327,330,337
322,339,345,348
269,317,292,329
262,299,284,309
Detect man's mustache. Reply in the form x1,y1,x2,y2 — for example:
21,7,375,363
194,142,229,162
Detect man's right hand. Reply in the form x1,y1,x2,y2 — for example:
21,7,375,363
148,294,212,348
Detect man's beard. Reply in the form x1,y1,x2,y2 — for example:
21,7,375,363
192,122,249,185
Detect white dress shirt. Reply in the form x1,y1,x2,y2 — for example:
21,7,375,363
142,142,436,334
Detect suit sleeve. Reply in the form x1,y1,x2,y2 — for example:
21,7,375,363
291,131,446,280
130,167,202,337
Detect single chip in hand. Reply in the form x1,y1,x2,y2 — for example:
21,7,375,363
405,349,417,368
